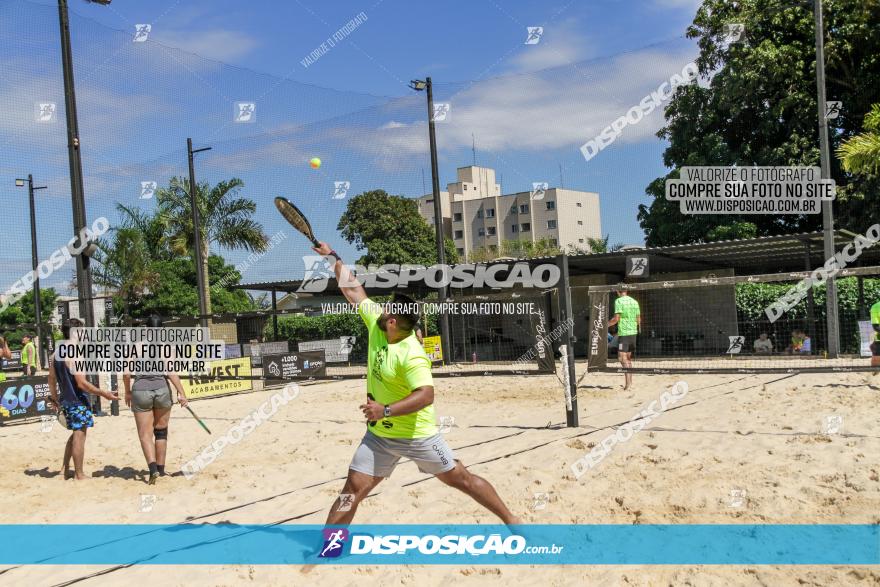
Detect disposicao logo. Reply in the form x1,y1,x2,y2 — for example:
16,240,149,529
319,528,349,558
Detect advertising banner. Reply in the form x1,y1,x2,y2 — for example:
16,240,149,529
263,351,327,379
242,341,289,366
422,336,443,362
528,307,556,373
299,337,354,363
858,321,875,358
0,376,51,422
181,357,253,400
587,291,610,371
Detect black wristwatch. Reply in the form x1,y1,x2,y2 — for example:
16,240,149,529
383,404,392,418
326,250,341,263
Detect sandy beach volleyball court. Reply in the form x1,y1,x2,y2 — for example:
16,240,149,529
1,371,878,586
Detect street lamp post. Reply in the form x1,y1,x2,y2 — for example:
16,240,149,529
187,138,212,329
410,77,450,364
15,175,48,368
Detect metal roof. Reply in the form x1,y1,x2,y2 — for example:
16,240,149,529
235,229,878,294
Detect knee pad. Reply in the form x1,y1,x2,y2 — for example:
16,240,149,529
153,427,168,440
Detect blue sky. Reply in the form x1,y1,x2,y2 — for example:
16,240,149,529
0,0,704,294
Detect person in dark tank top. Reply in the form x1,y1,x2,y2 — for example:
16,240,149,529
47,318,119,480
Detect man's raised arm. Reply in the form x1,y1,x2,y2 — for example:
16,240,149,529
312,241,367,307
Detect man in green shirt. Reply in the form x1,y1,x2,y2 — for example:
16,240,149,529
312,241,519,526
871,300,880,369
21,334,38,377
607,287,641,390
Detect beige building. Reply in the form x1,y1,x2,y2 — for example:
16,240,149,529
416,166,601,260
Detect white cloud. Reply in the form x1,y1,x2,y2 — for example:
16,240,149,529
342,43,701,160
148,28,258,62
507,19,596,72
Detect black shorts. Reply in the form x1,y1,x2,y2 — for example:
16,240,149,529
871,341,880,357
618,335,637,353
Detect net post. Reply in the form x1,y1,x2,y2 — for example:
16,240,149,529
555,254,578,427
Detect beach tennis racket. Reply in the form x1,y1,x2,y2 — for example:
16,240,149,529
185,405,212,435
275,197,319,246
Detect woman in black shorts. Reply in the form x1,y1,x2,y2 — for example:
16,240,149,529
123,316,189,484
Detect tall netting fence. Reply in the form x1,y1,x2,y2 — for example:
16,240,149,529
580,267,880,374
163,287,564,382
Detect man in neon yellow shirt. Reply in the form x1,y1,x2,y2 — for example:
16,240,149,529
312,241,519,526
21,334,38,377
871,300,880,369
607,287,641,390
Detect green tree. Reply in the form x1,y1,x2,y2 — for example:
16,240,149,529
0,288,58,346
338,190,459,266
838,103,880,175
136,255,252,319
92,227,160,319
581,235,625,254
156,177,268,314
638,0,880,246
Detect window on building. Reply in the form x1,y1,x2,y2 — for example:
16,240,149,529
511,224,519,233
487,226,496,236
519,204,529,214
486,208,495,218
578,238,584,243
454,230,463,239
547,219,557,229
477,227,485,237
453,212,462,222
577,220,583,225
426,199,433,205
521,223,531,232
546,201,555,210
457,248,464,256
576,202,582,207
477,209,483,219
510,205,517,214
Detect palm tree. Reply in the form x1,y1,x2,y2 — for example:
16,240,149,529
838,103,880,175
156,177,268,314
92,227,160,320
116,202,170,259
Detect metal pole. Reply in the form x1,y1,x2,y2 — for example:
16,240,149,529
556,254,578,427
58,0,102,410
813,0,840,357
57,0,95,332
26,175,44,369
187,138,209,329
271,289,278,341
425,77,451,365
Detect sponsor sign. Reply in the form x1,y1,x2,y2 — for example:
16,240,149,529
858,321,874,358
587,292,609,371
2,350,22,371
263,351,327,379
626,256,649,278
242,341,289,366
422,336,443,362
181,357,253,399
299,338,354,363
0,376,51,422
529,307,556,373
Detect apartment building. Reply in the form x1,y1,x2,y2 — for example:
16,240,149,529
416,166,601,259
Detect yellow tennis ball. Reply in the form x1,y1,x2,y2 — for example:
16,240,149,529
309,157,321,169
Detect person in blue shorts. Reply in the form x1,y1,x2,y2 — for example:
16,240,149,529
47,318,118,480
